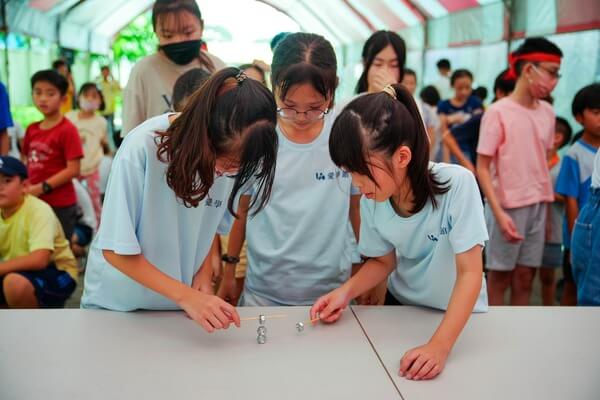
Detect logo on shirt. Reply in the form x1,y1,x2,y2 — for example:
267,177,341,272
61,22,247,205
204,195,223,208
427,227,450,242
315,169,350,181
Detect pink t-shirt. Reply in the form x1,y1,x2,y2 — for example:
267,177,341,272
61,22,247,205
477,97,554,209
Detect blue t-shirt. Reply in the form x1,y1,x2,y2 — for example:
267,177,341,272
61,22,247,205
244,113,359,305
556,139,598,248
82,114,234,311
437,96,483,126
0,82,13,131
358,163,489,312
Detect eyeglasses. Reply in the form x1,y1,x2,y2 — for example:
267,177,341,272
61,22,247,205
533,64,561,80
277,107,329,122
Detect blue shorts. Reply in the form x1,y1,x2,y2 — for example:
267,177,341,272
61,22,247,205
0,263,76,308
571,187,600,305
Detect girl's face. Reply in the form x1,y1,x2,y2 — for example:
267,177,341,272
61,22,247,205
367,45,400,92
349,150,409,202
276,83,331,132
453,76,473,102
79,89,101,112
155,10,203,45
552,131,566,151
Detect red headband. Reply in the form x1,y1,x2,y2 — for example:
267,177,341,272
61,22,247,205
505,52,561,79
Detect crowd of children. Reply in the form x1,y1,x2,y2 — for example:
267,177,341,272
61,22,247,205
1,0,599,383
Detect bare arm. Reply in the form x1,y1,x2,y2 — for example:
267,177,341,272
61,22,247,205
29,159,81,196
0,249,52,275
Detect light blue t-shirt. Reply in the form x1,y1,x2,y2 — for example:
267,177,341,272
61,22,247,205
556,139,598,248
358,163,489,312
82,114,234,311
244,113,358,305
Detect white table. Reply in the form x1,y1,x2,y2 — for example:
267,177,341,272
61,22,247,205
352,306,600,400
0,307,401,400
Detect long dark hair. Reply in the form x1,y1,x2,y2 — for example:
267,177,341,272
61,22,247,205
356,31,406,94
330,84,449,214
152,0,215,72
156,67,278,216
271,32,337,105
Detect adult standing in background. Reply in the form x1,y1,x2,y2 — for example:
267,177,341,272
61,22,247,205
52,59,76,115
97,65,121,147
121,0,226,136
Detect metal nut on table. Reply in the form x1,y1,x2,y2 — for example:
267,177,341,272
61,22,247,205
258,315,266,325
296,322,304,332
257,335,267,344
257,326,267,336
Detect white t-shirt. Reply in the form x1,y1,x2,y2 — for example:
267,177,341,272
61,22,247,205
73,179,97,232
82,114,234,311
66,111,107,175
359,163,489,312
7,123,24,159
121,51,226,136
592,150,600,188
434,75,452,100
244,113,359,305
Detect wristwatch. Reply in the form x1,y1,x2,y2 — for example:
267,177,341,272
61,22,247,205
42,181,53,194
221,254,240,264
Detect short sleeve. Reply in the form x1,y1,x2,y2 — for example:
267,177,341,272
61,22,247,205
62,122,84,160
447,168,489,254
0,83,13,130
93,158,145,254
22,125,32,156
357,198,395,258
27,206,58,252
477,106,503,156
556,155,580,198
437,100,451,115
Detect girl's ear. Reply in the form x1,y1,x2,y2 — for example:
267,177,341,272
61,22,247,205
392,145,412,170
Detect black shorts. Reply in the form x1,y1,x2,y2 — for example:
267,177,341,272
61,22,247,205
0,263,76,308
384,290,404,306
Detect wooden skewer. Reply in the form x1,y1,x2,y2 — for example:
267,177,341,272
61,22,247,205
240,313,288,322
301,316,321,325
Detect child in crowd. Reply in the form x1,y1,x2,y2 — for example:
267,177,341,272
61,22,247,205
477,37,562,306
66,83,109,222
438,69,484,171
23,70,84,241
0,156,77,308
556,83,600,305
311,84,488,381
538,117,572,305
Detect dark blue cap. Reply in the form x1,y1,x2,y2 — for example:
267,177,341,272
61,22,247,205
0,156,28,179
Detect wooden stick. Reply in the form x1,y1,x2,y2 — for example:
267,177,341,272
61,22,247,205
240,313,288,322
302,316,321,325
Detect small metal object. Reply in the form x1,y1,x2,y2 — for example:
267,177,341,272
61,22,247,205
258,315,266,325
257,335,267,344
257,326,267,336
296,322,304,332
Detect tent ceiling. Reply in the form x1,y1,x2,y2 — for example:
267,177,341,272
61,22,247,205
2,0,599,55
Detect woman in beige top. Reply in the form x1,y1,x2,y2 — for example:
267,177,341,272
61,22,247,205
121,0,226,136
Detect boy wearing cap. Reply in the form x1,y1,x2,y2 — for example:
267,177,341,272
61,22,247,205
0,156,77,308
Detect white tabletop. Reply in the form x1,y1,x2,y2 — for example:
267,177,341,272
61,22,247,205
0,307,401,400
352,306,600,400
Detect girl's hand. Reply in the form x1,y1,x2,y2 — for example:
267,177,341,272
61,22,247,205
178,289,240,333
399,340,450,381
310,286,351,323
216,275,239,306
371,69,397,92
496,210,524,243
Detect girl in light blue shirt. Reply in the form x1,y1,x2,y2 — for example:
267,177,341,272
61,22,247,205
311,83,488,381
82,68,279,333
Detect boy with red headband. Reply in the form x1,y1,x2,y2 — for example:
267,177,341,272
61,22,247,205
476,37,563,305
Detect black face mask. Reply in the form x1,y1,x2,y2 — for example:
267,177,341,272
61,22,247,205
159,39,202,65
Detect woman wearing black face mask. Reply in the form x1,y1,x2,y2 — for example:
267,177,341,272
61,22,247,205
121,0,226,136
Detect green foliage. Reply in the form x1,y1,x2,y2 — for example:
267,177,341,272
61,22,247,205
112,12,157,62
10,105,43,129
